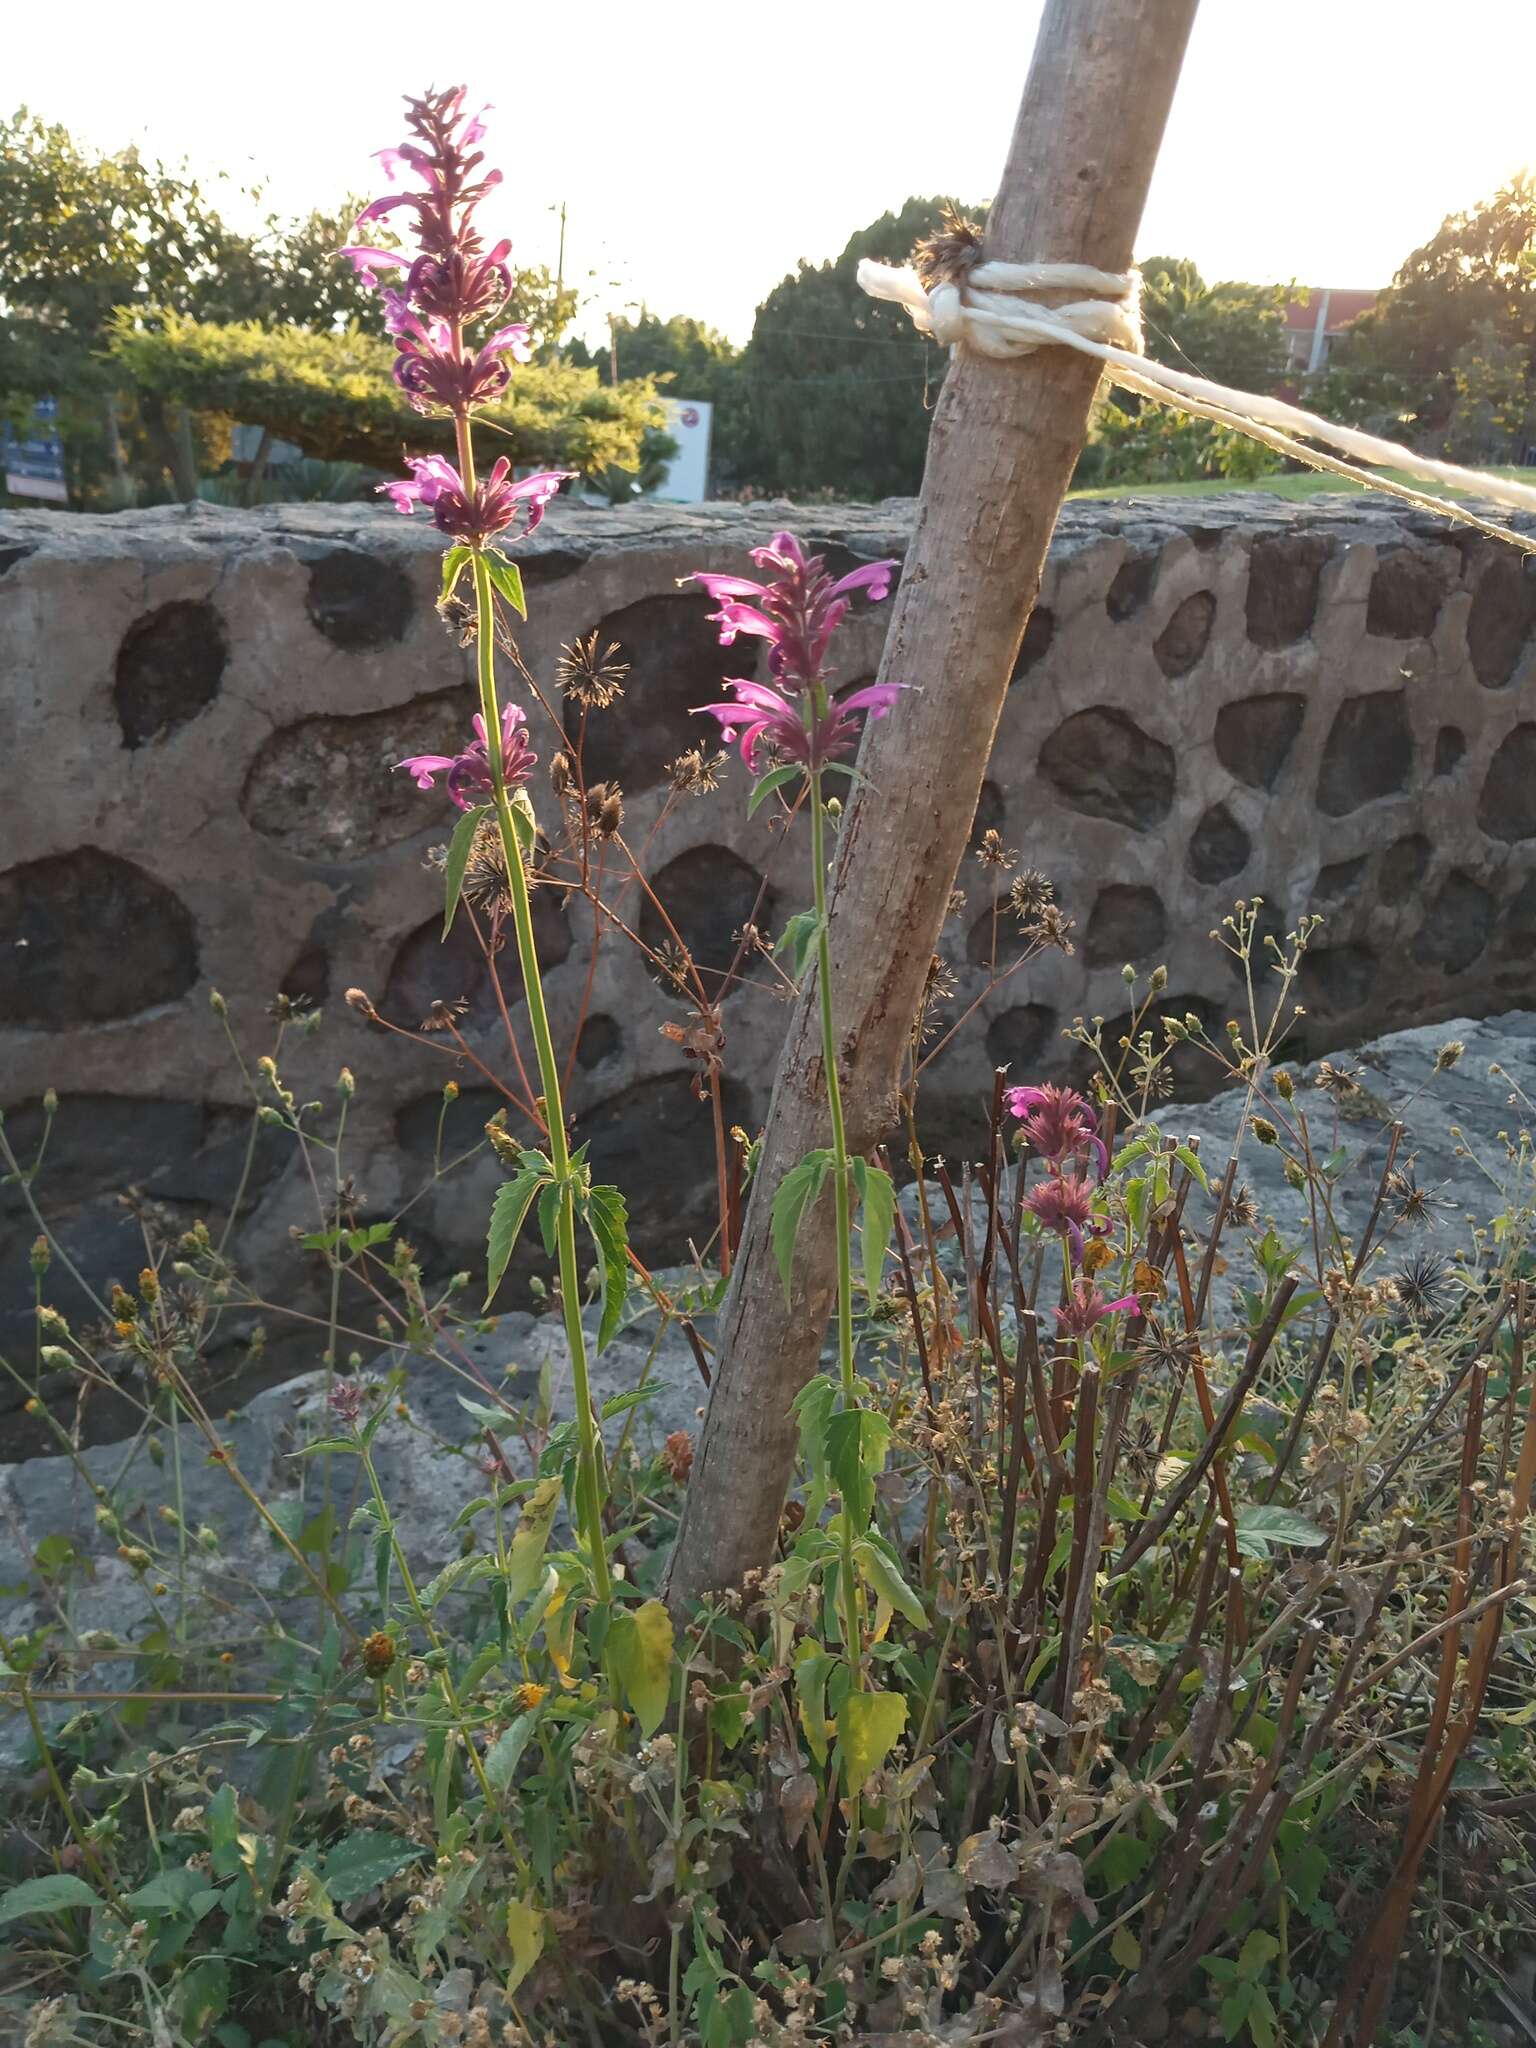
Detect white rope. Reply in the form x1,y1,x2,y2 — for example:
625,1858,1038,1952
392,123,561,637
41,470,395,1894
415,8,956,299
858,256,1536,555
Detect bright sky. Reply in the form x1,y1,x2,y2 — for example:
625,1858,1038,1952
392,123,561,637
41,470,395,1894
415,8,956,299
13,0,1535,345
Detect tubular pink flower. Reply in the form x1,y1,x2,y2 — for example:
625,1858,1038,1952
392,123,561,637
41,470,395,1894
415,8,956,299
379,456,573,547
1006,1082,1109,1180
1022,1171,1100,1265
692,678,901,776
1052,1279,1140,1339
397,704,536,809
686,530,901,691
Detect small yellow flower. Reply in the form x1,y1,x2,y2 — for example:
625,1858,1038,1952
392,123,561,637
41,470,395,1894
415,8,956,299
510,1681,548,1713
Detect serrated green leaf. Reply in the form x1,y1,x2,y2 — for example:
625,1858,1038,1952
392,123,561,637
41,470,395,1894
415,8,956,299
837,1688,907,1792
485,1709,540,1790
851,1159,894,1303
320,1829,424,1899
537,1181,561,1259
485,553,527,619
853,1536,926,1630
420,1552,495,1611
774,908,824,980
1234,1506,1329,1560
607,1598,674,1736
0,1873,99,1925
827,1405,891,1528
441,544,471,602
443,803,492,939
1173,1143,1209,1192
505,1896,545,1993
585,1182,630,1351
747,762,804,818
794,1646,836,1765
771,1148,833,1303
505,1475,563,1604
486,1161,550,1307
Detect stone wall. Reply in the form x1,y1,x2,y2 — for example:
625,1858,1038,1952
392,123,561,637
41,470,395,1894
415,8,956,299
5,491,1536,1430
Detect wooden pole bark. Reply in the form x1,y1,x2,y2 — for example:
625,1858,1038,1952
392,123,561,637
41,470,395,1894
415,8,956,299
665,0,1201,1611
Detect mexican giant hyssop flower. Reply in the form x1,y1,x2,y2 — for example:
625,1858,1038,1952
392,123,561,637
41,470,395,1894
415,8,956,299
344,87,613,1603
689,532,901,774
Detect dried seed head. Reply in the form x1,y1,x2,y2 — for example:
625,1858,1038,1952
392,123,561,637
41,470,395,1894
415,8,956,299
915,204,986,289
557,631,628,710
549,750,572,797
361,1630,395,1679
974,828,1018,871
666,746,726,797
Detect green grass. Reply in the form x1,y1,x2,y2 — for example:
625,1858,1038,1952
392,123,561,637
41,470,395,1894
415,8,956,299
1069,463,1534,504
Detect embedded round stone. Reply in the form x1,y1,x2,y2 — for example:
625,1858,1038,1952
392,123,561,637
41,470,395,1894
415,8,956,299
1297,943,1376,1017
574,1072,751,1256
241,686,473,859
1314,856,1368,905
1084,884,1167,967
1479,724,1536,842
576,1014,622,1069
1377,834,1431,906
305,546,414,649
1366,549,1447,640
1215,693,1304,791
1245,532,1332,647
1187,804,1250,885
1153,591,1216,678
638,847,776,989
1010,606,1055,681
384,890,569,1030
1467,552,1536,689
1316,692,1413,816
0,849,197,1027
984,1003,1057,1075
1413,872,1494,975
1106,550,1159,622
1435,726,1466,778
114,599,227,747
1038,708,1175,830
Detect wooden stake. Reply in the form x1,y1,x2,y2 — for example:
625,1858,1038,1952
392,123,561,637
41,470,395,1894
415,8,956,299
666,0,1201,1611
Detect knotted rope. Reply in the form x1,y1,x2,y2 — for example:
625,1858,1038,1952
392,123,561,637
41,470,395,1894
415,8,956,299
858,255,1536,555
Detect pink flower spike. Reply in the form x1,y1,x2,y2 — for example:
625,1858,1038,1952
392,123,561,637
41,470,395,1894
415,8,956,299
1052,1279,1140,1339
1022,1172,1099,1265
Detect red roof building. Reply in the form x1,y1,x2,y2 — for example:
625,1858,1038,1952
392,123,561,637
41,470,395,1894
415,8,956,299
1282,288,1379,376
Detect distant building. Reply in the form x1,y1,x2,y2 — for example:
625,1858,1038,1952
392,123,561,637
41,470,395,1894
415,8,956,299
1282,288,1380,376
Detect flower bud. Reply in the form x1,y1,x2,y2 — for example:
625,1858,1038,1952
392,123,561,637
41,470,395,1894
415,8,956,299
443,1080,459,1102
41,1088,59,1117
29,1235,50,1277
337,1067,356,1099
1251,1117,1279,1146
1274,1069,1295,1101
209,990,227,1017
1148,965,1168,994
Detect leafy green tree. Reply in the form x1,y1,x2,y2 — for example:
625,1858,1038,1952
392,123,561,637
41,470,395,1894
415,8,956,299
1317,175,1536,442
730,196,974,499
1137,257,1289,391
569,309,738,398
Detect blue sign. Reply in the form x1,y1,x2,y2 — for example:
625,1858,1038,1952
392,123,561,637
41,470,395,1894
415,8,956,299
3,397,67,502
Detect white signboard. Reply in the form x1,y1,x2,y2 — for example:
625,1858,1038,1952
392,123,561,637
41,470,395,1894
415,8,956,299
654,397,713,503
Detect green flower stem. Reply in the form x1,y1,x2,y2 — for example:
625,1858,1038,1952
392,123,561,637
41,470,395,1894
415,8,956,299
808,765,862,1670
464,537,611,1604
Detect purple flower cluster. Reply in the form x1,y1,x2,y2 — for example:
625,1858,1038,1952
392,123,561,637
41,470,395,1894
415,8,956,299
399,703,536,808
688,532,903,776
342,87,571,547
383,455,568,547
1011,1084,1118,1275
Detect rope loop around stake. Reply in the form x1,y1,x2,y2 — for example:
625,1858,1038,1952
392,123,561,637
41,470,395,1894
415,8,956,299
858,255,1536,555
